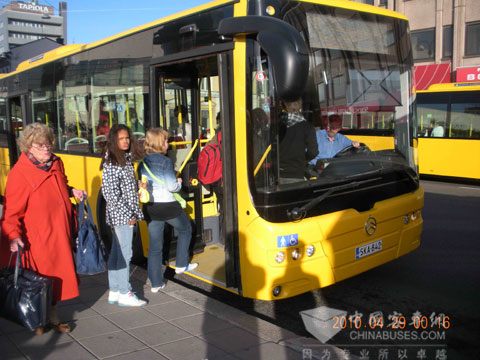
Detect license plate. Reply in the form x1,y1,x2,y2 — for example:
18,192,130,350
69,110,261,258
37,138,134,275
355,240,382,259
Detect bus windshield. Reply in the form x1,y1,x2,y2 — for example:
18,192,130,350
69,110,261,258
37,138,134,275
247,3,416,222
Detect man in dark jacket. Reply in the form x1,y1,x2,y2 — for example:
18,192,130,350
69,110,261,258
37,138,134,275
279,98,318,183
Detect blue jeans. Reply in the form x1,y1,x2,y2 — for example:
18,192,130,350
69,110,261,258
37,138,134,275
147,212,192,287
108,225,133,294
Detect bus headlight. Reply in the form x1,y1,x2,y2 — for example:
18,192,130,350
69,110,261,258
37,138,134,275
266,6,275,16
275,251,285,263
410,212,417,221
306,245,315,257
291,248,301,260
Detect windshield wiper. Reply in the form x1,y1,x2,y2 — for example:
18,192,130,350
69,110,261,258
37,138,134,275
287,178,379,221
347,157,419,187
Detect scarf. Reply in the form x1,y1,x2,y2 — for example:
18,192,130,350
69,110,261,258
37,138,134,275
27,152,58,171
285,113,306,128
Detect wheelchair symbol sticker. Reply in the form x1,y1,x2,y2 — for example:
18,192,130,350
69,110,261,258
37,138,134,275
277,234,298,248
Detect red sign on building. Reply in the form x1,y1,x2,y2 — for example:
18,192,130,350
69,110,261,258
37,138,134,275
456,66,480,82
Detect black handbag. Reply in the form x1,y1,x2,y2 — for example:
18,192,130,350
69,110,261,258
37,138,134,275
0,247,52,330
75,197,107,275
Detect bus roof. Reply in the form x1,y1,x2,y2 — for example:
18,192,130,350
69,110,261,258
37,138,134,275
15,44,87,72
309,0,408,21
7,0,408,77
418,82,480,93
9,0,232,77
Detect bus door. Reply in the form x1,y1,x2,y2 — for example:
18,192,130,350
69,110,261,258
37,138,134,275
151,52,239,288
6,94,28,167
154,62,206,262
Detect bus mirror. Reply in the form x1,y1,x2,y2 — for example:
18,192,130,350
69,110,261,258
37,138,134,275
218,16,309,102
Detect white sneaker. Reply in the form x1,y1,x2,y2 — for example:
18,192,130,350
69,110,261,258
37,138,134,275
175,262,198,274
151,283,166,293
108,291,119,304
118,291,147,307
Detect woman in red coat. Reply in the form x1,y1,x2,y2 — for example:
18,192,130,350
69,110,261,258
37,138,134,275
1,123,85,334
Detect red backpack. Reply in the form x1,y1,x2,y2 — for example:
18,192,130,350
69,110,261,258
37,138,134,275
198,138,222,185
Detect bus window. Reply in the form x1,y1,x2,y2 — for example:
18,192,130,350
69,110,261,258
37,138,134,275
9,98,23,140
450,91,480,139
61,92,89,153
0,98,6,133
28,64,57,148
55,62,90,153
0,98,7,147
160,69,220,167
199,76,220,141
249,45,275,190
92,60,147,153
377,111,394,130
32,91,56,131
162,78,193,162
416,92,449,137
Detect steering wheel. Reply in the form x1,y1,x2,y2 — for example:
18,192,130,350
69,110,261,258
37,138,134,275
334,143,370,158
334,145,355,158
355,143,371,154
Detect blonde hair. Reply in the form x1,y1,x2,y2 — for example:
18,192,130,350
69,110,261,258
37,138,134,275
18,123,54,153
144,127,169,154
284,98,303,114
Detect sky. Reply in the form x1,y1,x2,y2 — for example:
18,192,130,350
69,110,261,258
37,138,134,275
20,0,212,45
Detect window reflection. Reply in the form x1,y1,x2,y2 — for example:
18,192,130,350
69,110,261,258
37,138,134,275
91,60,147,153
411,29,435,61
0,98,8,147
465,22,480,56
54,59,90,153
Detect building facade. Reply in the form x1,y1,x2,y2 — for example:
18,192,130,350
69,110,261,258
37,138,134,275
356,0,480,87
0,1,67,54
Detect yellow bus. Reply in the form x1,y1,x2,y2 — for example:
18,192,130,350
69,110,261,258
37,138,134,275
416,82,480,180
0,0,423,300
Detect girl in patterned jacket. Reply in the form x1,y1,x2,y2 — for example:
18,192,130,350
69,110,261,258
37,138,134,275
100,124,147,307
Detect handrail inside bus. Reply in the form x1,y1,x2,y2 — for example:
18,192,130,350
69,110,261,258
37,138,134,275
169,138,210,147
254,145,271,176
206,76,216,140
176,139,199,178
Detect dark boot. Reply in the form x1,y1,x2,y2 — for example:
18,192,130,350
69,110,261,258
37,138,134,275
49,304,71,333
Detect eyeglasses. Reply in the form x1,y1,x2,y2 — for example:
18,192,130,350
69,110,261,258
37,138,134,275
31,143,52,151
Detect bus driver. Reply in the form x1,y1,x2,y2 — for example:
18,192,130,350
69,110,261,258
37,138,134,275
309,114,360,166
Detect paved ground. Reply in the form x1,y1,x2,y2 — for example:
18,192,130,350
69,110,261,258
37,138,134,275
0,266,350,360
